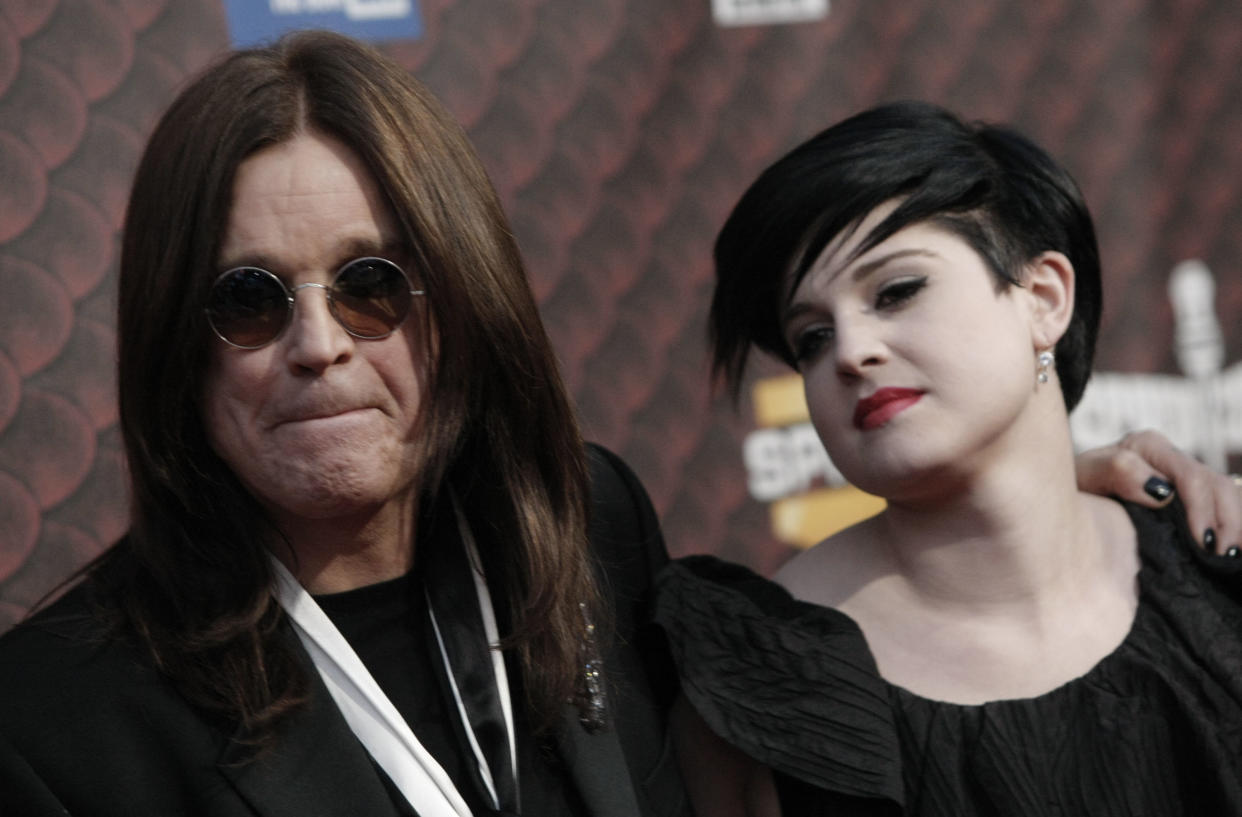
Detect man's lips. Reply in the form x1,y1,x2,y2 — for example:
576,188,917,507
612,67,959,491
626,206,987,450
273,406,377,427
853,388,924,431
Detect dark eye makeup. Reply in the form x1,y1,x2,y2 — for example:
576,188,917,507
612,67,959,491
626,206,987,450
790,325,833,365
875,276,927,309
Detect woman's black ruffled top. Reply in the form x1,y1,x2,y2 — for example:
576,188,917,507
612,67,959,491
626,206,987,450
652,503,1242,815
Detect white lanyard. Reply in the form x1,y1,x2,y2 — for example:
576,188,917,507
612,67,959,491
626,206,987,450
270,512,515,815
427,499,518,805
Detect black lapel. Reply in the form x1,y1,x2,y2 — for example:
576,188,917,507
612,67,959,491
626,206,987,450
421,499,517,812
217,646,407,817
555,704,641,817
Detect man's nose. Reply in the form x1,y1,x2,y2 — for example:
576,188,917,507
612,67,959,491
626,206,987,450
284,284,353,372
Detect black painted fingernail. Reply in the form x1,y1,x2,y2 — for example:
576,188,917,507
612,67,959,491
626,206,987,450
1227,546,1241,559
1205,528,1218,553
1144,477,1173,501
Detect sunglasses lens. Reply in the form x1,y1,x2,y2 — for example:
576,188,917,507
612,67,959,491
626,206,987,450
207,268,289,348
331,258,414,338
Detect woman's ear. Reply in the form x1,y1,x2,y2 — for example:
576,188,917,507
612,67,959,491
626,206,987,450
1024,251,1075,348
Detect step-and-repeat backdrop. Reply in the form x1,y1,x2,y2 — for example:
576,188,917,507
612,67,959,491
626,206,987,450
2,0,1240,629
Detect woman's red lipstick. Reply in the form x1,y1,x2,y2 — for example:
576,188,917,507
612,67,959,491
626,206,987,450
853,388,924,431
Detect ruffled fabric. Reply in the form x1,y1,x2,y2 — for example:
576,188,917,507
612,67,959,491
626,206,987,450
653,503,1242,816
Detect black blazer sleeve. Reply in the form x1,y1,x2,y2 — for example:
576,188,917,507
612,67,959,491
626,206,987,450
0,729,69,816
582,443,690,817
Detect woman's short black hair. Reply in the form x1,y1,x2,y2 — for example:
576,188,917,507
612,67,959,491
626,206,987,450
711,100,1102,411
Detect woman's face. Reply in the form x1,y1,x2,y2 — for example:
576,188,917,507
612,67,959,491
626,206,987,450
782,205,1046,502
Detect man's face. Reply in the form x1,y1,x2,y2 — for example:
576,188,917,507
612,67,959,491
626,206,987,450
201,130,430,532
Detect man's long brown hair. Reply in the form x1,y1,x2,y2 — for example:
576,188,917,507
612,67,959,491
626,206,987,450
109,30,599,746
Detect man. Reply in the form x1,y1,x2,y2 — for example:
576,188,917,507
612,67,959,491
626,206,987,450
0,31,1232,817
0,31,681,817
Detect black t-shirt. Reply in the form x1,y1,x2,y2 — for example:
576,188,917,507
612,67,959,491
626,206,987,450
316,569,587,817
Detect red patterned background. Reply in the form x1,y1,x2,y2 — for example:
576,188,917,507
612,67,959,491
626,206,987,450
2,0,1241,630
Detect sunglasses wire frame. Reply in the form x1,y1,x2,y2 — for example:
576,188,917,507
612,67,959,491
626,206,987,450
205,256,424,349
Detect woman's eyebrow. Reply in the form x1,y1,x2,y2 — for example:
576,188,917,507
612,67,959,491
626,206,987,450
845,247,938,284
782,247,938,327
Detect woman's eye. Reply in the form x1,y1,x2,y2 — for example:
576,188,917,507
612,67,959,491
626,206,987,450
790,325,834,365
875,276,927,309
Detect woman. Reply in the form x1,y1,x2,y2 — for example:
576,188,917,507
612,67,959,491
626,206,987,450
655,102,1242,815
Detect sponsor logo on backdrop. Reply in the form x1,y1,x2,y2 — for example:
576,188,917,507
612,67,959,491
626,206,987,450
712,0,830,27
224,0,422,47
1072,261,1242,472
745,260,1241,548
745,374,885,549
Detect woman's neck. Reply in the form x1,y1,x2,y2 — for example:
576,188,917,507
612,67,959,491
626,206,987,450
780,413,1141,704
880,458,1091,611
860,488,1138,704
868,401,1097,608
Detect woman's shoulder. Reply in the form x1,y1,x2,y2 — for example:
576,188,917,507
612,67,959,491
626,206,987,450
1119,498,1242,633
1121,497,1242,581
772,515,886,608
652,554,903,801
652,553,874,662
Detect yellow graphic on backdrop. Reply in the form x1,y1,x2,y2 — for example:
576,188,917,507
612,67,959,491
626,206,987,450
748,374,885,548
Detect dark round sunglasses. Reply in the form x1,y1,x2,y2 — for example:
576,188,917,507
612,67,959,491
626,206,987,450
206,257,424,349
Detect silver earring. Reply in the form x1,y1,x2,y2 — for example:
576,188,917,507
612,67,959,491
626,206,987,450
1037,350,1055,384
